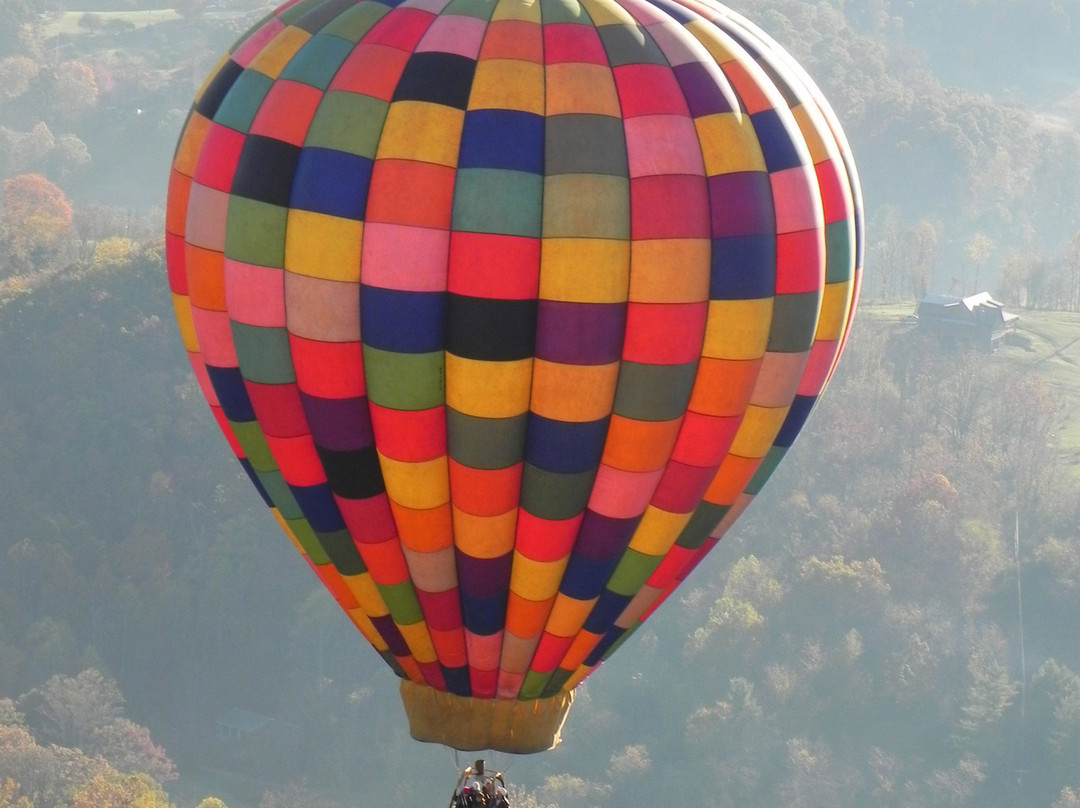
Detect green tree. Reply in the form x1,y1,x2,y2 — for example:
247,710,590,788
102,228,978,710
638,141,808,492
1030,660,1080,777
17,668,123,751
953,640,1017,759
0,0,34,54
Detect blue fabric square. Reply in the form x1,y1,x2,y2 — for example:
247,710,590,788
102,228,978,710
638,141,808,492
291,147,372,219
710,234,776,299
459,109,544,173
360,286,445,353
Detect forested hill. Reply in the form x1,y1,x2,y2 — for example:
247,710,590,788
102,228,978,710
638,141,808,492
1,0,1080,806
2,245,1080,808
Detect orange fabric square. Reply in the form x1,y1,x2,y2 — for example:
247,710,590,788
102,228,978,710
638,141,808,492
365,159,456,229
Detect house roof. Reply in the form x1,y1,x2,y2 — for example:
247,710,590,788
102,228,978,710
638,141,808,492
919,292,1010,314
959,291,1006,311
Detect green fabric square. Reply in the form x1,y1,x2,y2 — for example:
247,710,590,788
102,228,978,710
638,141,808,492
225,196,287,267
452,168,544,237
280,33,354,89
214,69,274,132
361,346,445,410
231,322,297,384
321,2,390,41
305,91,389,157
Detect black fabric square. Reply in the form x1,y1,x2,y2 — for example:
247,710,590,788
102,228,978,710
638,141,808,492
294,0,356,32
319,528,365,576
195,58,244,121
231,135,302,207
767,291,822,353
392,52,476,109
446,294,538,361
316,445,386,499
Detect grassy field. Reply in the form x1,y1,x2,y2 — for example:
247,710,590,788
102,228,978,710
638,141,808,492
42,9,181,38
861,304,1080,477
998,310,1080,470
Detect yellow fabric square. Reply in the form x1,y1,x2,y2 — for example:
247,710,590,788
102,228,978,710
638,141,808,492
248,26,311,79
492,0,540,22
398,620,438,664
685,19,742,65
581,0,636,25
565,664,592,690
816,281,853,340
284,209,363,281
445,355,533,418
510,553,567,602
695,112,767,175
471,60,545,113
792,104,830,164
377,101,465,166
702,298,773,360
545,63,621,116
539,237,630,303
379,454,451,510
343,571,391,617
627,506,693,556
171,293,199,353
729,404,791,458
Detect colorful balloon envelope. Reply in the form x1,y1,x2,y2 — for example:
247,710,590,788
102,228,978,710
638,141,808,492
166,0,862,753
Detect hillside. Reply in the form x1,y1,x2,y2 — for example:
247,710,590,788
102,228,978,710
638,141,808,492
1,0,1079,805
862,304,1080,475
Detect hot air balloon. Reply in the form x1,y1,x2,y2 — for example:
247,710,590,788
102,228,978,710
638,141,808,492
166,0,862,755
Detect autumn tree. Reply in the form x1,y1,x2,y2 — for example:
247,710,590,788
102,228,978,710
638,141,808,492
19,670,177,782
0,173,74,274
93,236,136,267
0,778,32,808
0,722,104,808
0,57,36,104
70,771,173,808
54,61,100,117
92,718,178,783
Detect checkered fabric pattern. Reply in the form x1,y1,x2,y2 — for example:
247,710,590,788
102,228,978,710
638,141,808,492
166,0,862,740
